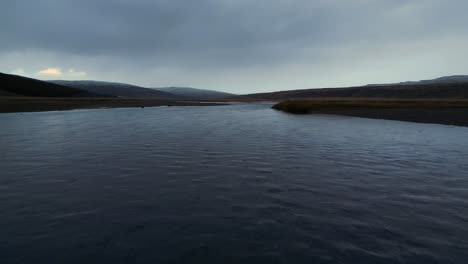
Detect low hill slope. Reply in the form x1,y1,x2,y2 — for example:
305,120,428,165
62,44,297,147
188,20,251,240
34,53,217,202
368,75,468,86
50,80,179,98
0,73,103,97
154,87,235,99
237,82,468,100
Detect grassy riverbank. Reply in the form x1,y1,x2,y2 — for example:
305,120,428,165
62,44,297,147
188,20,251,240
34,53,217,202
272,99,468,127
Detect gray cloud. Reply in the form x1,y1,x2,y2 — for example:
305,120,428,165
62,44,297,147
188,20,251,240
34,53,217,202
1,0,468,93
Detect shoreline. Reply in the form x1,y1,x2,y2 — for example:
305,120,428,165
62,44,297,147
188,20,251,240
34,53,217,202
0,97,223,114
272,99,468,127
3,97,468,127
311,109,468,127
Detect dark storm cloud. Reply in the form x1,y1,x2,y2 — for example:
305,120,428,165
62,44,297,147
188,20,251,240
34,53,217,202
3,0,330,65
1,1,459,64
1,0,468,92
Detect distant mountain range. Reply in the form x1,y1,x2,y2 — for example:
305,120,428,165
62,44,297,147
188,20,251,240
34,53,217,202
1,73,233,99
49,81,234,99
2,72,468,100
153,87,235,99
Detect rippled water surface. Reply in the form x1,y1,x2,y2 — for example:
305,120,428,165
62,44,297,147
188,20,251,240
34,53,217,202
1,103,468,263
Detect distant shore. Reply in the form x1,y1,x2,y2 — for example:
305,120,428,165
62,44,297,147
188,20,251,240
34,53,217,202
272,99,468,127
0,97,223,113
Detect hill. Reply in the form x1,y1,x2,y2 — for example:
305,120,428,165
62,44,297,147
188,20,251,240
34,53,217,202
368,75,468,86
154,87,235,99
236,81,468,100
50,80,179,99
0,73,103,97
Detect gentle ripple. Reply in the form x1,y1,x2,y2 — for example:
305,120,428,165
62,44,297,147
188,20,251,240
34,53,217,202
1,103,468,263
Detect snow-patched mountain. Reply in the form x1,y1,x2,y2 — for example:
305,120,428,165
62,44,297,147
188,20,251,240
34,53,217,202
154,87,235,99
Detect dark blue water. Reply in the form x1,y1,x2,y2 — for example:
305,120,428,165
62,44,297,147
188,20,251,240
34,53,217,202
1,103,468,263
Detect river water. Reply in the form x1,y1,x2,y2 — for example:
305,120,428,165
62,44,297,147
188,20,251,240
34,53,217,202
1,103,468,263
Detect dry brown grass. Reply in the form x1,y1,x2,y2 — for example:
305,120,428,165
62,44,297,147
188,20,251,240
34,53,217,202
272,98,468,114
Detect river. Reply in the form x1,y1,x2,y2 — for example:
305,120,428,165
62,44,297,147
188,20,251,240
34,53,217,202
1,103,468,263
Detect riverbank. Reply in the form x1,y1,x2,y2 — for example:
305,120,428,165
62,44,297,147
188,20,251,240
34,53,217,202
0,97,223,113
272,99,468,127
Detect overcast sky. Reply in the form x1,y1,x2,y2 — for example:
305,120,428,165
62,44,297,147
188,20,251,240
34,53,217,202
1,0,468,93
